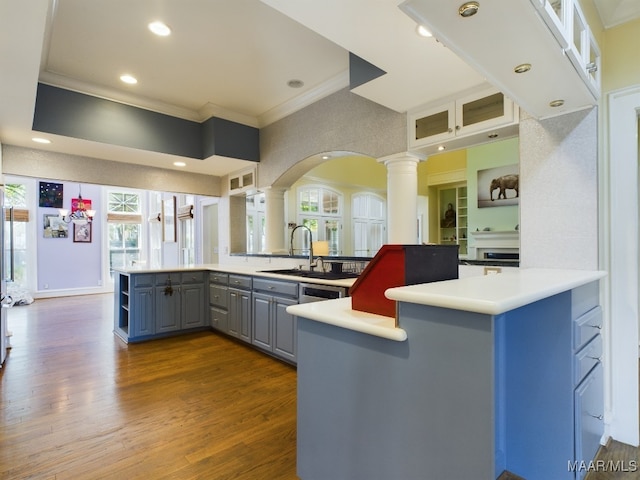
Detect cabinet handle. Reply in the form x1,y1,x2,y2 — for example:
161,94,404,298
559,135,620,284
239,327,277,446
455,125,461,131
587,355,602,362
268,286,275,290
447,127,453,133
588,324,602,330
587,412,603,420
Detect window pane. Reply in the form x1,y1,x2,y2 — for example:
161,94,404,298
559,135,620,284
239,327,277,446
5,184,27,207
108,192,140,213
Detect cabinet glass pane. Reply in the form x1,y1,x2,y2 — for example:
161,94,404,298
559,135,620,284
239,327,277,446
462,93,504,127
415,110,449,140
573,5,586,59
549,0,563,24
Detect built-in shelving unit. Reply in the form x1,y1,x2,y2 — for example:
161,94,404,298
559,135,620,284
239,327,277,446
438,184,468,256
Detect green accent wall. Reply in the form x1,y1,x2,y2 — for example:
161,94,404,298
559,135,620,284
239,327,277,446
467,137,519,233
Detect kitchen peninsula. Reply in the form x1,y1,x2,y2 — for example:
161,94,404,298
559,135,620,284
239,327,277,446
288,268,606,480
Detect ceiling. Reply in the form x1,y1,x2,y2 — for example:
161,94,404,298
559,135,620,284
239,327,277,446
0,0,637,178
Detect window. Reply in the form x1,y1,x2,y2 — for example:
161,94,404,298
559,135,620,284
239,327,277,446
297,186,343,255
352,193,386,257
246,193,265,253
107,191,143,274
179,195,195,265
4,183,30,286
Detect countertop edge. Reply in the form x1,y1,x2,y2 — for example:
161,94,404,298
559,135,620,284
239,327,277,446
113,264,356,288
286,298,407,342
385,268,607,315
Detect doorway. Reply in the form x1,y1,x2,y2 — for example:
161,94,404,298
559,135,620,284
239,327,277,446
605,86,640,445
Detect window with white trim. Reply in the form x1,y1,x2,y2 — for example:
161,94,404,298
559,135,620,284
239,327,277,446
107,190,142,273
246,193,265,253
296,186,343,255
352,193,386,257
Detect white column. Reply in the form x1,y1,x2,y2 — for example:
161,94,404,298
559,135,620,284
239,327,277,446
378,152,424,244
263,187,287,253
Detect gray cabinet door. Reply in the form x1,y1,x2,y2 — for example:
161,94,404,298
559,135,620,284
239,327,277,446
182,283,205,328
131,286,154,338
252,292,273,351
155,286,181,333
229,288,252,342
274,296,297,362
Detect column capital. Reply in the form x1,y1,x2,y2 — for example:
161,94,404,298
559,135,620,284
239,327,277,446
377,151,425,166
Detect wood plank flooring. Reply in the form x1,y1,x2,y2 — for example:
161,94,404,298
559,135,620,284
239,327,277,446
0,294,297,480
2,294,640,479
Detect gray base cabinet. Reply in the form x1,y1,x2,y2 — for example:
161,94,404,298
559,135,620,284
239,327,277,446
252,278,298,363
114,271,207,343
228,274,253,343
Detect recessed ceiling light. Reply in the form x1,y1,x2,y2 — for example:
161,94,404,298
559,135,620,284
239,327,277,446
287,79,304,88
32,137,51,144
173,161,186,167
416,25,433,38
459,1,480,17
321,155,330,160
514,63,532,74
148,21,171,37
438,145,446,151
549,99,565,107
120,74,138,85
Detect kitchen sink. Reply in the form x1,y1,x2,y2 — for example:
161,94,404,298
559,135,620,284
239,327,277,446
258,268,359,280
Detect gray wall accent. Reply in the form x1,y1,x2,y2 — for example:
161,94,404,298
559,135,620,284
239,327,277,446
202,116,259,161
258,87,406,189
519,107,598,269
33,83,259,162
349,52,386,89
2,145,221,196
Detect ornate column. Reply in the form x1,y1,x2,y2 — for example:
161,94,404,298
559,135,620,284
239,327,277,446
263,187,287,253
378,152,424,244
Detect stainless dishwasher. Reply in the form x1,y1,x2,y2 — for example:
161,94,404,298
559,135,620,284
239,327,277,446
298,283,348,303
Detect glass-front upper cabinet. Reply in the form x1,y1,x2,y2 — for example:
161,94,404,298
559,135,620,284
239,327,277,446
409,87,516,150
529,0,600,97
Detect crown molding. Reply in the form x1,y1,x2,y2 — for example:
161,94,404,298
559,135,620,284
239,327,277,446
257,70,350,127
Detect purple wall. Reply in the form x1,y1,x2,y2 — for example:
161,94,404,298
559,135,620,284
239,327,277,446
36,181,103,291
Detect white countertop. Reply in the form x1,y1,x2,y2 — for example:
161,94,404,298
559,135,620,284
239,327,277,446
385,268,606,315
114,263,357,288
286,297,407,342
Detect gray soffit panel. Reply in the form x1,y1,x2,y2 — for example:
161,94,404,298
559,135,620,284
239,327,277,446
33,83,259,162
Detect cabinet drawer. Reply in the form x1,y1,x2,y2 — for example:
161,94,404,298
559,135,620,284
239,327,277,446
181,271,205,284
574,363,604,476
209,284,228,309
209,271,229,285
132,274,155,287
573,306,602,351
253,278,298,298
229,274,252,290
155,272,181,286
210,306,228,332
574,334,602,385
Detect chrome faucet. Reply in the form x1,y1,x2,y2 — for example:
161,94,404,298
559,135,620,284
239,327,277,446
290,224,315,270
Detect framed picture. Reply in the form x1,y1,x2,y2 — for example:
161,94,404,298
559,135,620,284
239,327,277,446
39,182,64,208
163,196,176,242
71,197,92,214
43,214,68,238
477,164,519,208
73,223,92,243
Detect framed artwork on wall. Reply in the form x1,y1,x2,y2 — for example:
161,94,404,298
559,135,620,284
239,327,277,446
73,223,92,243
477,164,519,208
43,214,68,238
39,182,63,208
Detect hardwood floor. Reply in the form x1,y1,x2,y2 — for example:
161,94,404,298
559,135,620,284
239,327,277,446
3,294,640,480
0,294,298,480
